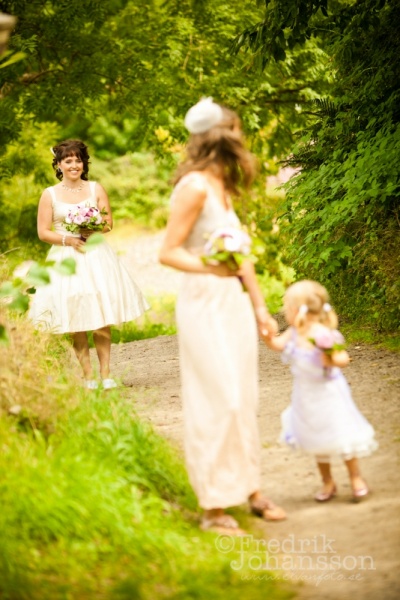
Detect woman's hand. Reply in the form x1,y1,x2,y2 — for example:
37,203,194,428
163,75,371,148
67,236,86,253
254,306,279,337
207,263,240,278
79,229,94,240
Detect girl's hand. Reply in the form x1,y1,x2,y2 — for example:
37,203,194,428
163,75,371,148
322,349,350,368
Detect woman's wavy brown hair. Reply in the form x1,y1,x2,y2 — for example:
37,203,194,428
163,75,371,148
174,106,256,195
51,140,90,181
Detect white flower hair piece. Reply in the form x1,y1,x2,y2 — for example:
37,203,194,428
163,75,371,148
50,147,56,157
298,304,309,316
184,97,224,134
323,303,332,312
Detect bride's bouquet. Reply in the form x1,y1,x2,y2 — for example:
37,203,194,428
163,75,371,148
63,205,108,241
202,227,254,270
201,227,261,290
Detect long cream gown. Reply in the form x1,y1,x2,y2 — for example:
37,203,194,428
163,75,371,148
174,172,261,509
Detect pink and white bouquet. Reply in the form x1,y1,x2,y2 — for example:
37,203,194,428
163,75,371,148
64,204,108,240
201,227,255,271
309,329,346,355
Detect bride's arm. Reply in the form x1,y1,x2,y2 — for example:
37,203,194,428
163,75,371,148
238,259,279,336
37,189,84,251
159,181,235,276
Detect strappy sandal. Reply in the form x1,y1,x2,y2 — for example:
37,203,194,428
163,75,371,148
200,514,247,536
314,484,337,502
250,497,287,521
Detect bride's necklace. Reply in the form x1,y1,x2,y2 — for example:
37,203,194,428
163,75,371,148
61,182,83,193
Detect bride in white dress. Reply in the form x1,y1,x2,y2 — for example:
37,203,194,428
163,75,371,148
159,99,286,533
29,140,149,390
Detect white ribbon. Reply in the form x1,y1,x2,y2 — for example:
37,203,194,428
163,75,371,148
323,303,332,312
298,304,309,316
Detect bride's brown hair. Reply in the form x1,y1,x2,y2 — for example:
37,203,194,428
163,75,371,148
174,106,256,195
51,140,90,181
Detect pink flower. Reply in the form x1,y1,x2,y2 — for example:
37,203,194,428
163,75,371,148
204,227,251,255
314,330,336,350
309,328,345,353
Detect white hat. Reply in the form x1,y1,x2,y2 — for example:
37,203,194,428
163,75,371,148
184,97,224,134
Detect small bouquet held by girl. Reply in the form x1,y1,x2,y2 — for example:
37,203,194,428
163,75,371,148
63,204,108,241
308,321,346,377
201,227,261,288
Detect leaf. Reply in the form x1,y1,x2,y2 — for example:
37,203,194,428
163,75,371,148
84,233,105,251
53,258,77,276
8,292,30,313
0,51,26,69
0,282,14,298
0,324,9,346
26,264,51,286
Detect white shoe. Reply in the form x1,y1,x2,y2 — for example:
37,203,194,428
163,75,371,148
84,379,98,390
102,378,117,390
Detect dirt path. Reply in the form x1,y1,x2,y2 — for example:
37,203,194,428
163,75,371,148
108,230,400,599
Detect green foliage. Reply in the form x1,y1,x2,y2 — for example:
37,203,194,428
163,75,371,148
87,294,178,346
0,0,330,157
233,0,329,66
90,153,172,228
0,314,291,599
240,0,400,332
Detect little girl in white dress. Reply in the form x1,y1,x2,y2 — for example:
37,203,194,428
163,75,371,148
262,280,378,503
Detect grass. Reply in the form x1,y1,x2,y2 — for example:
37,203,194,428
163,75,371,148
340,324,400,352
86,294,177,347
0,312,293,600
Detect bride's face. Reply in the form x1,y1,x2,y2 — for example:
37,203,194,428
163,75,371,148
58,154,83,180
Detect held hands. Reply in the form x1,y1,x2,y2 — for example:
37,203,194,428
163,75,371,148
255,306,279,338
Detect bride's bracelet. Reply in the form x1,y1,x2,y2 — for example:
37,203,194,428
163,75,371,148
61,234,66,246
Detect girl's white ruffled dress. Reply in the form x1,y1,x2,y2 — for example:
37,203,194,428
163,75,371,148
29,182,149,333
281,329,378,461
173,173,261,510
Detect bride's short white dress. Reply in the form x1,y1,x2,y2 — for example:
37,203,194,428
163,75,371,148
280,329,378,462
29,181,149,333
173,173,261,510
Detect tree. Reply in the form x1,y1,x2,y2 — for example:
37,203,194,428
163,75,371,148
236,0,400,331
0,0,330,154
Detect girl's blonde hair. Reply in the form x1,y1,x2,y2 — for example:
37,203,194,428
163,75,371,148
174,105,256,195
284,280,338,331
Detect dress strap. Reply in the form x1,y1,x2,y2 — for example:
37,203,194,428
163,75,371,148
48,186,57,207
172,172,207,196
89,181,96,200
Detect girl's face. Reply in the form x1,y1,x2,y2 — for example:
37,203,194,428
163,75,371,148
58,154,83,180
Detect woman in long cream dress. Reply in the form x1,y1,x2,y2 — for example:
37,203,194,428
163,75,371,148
159,98,286,533
29,139,149,389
